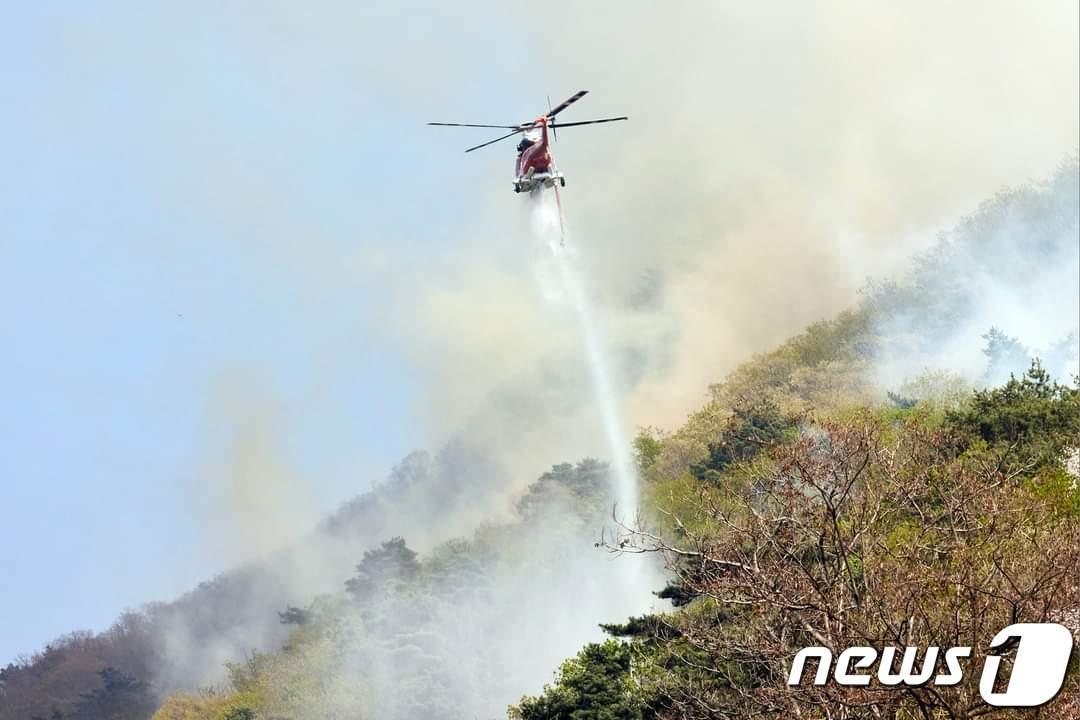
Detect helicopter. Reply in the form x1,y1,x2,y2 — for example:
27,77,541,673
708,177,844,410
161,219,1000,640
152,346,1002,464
428,90,627,194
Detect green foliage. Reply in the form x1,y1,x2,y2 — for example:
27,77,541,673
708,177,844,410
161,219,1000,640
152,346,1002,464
1028,464,1080,517
509,641,646,720
946,360,1080,470
67,667,157,720
641,472,725,545
516,459,613,518
632,430,664,474
221,709,254,720
151,693,255,720
886,391,917,409
345,537,420,606
894,369,972,409
655,582,697,608
689,398,796,484
710,309,875,413
600,615,680,642
423,537,491,597
220,622,366,719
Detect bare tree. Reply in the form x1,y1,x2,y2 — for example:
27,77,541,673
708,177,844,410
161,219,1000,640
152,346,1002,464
606,415,1080,719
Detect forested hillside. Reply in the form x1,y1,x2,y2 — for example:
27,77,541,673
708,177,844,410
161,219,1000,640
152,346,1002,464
2,159,1076,719
517,364,1079,719
0,442,537,718
507,157,1080,719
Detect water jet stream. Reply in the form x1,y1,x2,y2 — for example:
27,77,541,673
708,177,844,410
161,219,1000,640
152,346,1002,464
529,191,638,523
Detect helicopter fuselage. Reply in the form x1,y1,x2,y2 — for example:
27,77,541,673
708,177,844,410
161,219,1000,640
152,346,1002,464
513,117,565,193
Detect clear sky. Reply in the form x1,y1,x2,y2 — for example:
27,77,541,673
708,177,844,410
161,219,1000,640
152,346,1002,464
0,1,545,664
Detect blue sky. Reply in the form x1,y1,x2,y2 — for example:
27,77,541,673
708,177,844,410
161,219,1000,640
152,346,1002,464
0,2,546,664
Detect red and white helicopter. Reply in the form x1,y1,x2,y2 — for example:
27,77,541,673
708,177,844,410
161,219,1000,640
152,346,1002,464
428,90,627,194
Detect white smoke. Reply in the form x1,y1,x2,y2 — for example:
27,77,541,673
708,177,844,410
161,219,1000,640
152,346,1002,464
869,163,1080,392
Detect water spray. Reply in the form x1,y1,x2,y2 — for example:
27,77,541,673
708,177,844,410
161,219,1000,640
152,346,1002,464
529,192,638,522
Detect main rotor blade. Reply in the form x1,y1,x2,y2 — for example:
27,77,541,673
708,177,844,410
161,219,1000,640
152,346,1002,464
464,128,524,153
546,90,588,118
548,95,557,142
548,116,628,128
428,122,523,129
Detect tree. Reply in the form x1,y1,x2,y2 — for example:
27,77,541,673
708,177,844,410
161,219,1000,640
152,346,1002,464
516,460,613,520
634,430,665,474
510,640,646,720
607,412,1080,719
278,605,313,626
68,667,157,720
981,327,1030,385
689,399,795,484
947,360,1080,470
344,537,420,606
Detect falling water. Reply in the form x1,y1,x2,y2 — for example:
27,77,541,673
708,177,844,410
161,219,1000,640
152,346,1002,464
529,191,638,523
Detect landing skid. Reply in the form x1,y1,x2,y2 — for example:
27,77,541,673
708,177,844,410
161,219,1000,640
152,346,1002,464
513,171,567,194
